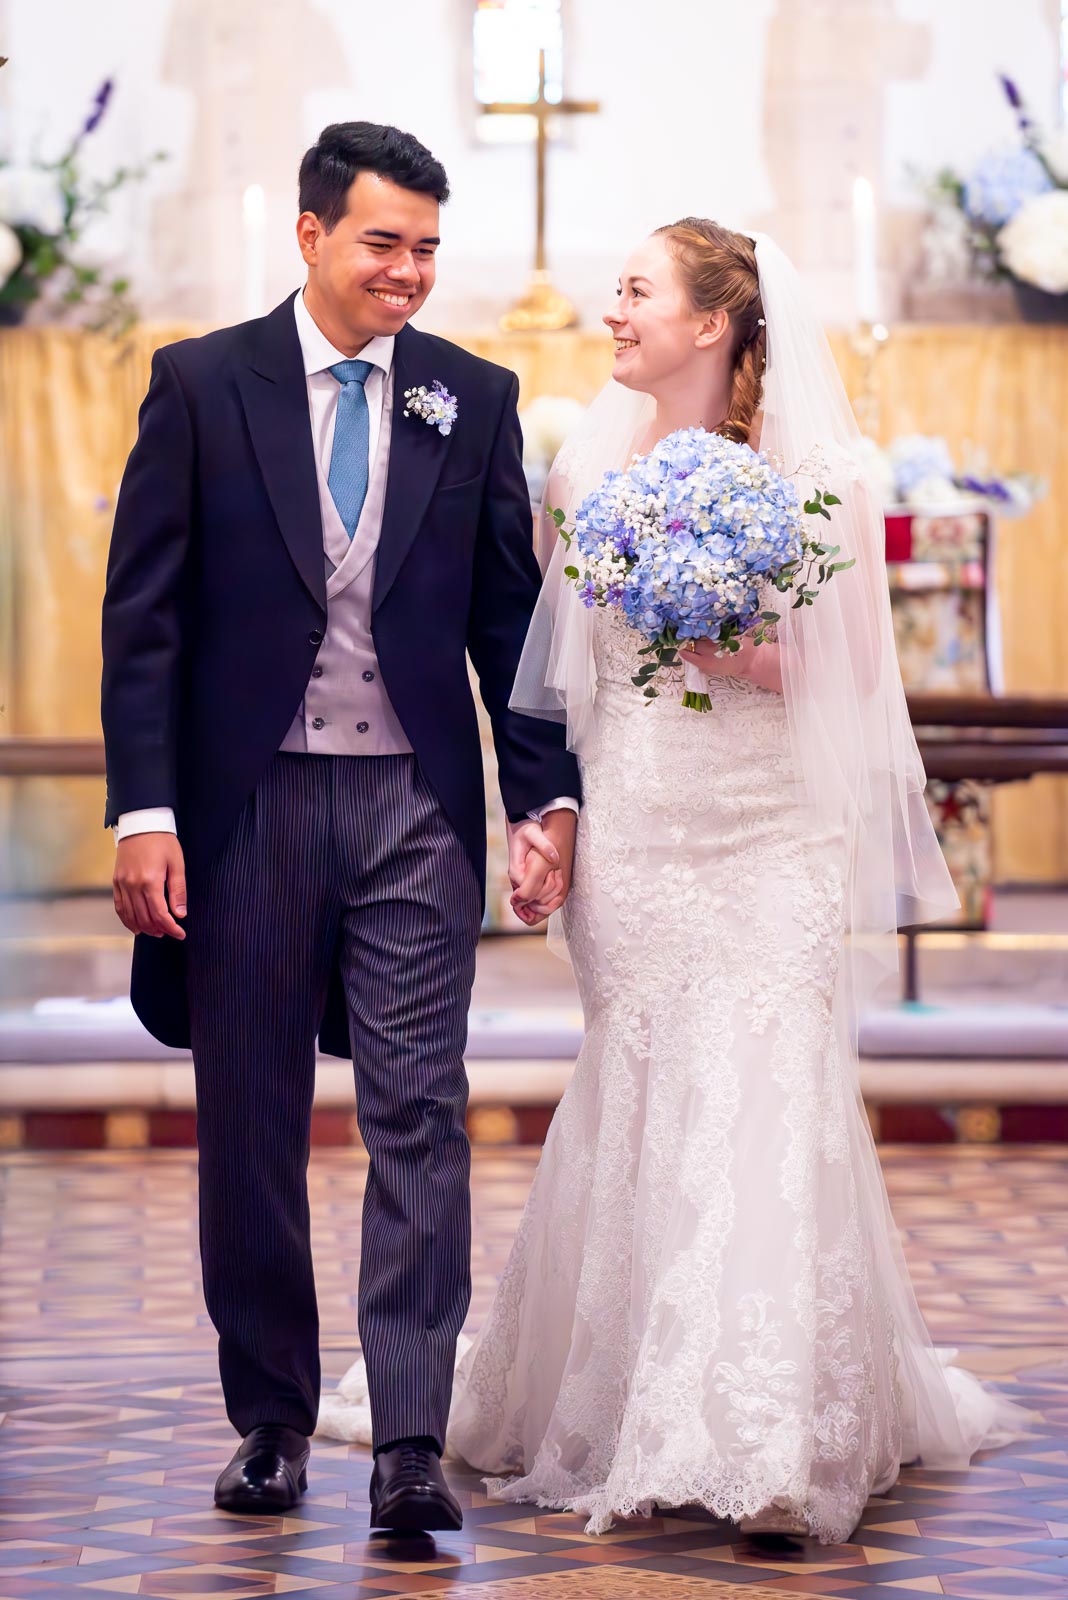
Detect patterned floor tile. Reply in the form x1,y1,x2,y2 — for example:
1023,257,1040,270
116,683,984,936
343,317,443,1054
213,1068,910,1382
1,1146,1067,1597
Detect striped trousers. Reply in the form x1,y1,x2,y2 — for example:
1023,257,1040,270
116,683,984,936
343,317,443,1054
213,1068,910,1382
185,752,482,1450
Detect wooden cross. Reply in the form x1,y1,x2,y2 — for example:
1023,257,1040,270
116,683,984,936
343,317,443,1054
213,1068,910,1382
481,47,599,330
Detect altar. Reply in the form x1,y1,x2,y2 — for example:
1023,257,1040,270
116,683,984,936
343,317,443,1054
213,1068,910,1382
1,321,1066,900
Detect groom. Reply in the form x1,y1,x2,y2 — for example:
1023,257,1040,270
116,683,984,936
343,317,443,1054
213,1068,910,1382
101,123,580,1528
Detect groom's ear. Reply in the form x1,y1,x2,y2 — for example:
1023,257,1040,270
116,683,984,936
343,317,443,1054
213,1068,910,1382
296,211,325,267
694,308,731,350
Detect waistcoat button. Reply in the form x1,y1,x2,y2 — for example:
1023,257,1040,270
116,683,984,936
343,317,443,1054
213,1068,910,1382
362,669,375,682
311,666,323,678
356,721,369,734
312,716,325,730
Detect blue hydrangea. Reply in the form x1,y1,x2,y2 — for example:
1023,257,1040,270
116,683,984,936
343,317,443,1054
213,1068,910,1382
569,427,804,646
887,434,956,499
963,147,1052,227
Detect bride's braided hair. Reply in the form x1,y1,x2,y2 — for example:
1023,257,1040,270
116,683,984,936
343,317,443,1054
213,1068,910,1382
653,218,765,446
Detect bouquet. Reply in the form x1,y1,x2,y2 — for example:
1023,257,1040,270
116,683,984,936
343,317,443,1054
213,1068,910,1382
553,427,852,713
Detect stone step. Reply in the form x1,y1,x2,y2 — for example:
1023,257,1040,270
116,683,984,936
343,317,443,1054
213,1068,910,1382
2,929,1066,1005
2,994,1067,1066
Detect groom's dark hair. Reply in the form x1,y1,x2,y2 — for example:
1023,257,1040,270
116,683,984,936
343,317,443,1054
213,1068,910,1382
299,122,450,230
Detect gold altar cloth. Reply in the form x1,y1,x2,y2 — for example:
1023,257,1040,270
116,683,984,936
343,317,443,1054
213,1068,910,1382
1,322,1065,891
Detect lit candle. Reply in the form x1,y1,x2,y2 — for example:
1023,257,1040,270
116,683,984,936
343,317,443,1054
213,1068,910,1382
242,183,266,320
852,175,878,326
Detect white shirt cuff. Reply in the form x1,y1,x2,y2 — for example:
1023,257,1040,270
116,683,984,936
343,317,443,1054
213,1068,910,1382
527,796,580,823
114,807,178,844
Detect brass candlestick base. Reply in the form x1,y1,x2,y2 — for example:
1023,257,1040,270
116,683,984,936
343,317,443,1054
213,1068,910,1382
849,319,890,438
499,269,578,333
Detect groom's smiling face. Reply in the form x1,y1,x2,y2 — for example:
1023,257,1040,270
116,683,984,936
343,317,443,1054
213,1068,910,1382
298,171,440,351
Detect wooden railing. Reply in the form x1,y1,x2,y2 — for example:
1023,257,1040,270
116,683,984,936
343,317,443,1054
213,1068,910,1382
2,696,1067,784
0,738,106,777
906,695,1068,782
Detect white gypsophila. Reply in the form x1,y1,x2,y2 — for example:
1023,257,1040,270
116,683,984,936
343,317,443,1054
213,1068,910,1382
0,167,64,234
999,189,1068,293
0,220,22,285
920,202,974,286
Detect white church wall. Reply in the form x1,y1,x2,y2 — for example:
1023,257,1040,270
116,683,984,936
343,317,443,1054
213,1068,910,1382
0,0,1061,331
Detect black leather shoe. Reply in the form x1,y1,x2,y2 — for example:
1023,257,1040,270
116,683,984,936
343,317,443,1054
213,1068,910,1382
369,1443,463,1533
214,1424,310,1514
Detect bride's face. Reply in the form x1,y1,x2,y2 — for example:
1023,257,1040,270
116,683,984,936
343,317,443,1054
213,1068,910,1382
603,235,717,393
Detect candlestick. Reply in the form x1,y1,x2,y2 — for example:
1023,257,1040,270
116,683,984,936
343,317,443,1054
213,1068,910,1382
242,183,266,320
852,175,878,327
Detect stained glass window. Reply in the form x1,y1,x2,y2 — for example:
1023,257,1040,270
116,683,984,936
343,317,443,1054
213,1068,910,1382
473,0,564,143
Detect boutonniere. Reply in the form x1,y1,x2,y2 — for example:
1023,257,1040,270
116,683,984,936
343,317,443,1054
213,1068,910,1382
403,379,458,437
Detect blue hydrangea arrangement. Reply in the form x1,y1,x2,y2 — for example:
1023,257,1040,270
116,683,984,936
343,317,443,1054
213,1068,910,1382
922,76,1068,295
553,427,852,712
962,147,1052,229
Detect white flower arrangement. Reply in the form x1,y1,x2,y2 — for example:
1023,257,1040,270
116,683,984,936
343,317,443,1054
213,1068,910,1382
917,76,1068,305
0,167,65,236
999,190,1068,295
519,394,586,500
0,221,23,287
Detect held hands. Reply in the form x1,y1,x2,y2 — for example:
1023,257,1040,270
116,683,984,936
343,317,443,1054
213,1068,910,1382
113,834,188,940
508,809,577,927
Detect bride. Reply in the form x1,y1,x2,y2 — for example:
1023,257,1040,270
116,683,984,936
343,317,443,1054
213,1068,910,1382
327,220,1030,1542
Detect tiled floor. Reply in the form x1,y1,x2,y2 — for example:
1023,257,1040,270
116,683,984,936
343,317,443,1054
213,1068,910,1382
2,1145,1067,1596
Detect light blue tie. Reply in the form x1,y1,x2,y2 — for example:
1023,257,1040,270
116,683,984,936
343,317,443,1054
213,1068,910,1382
327,359,375,539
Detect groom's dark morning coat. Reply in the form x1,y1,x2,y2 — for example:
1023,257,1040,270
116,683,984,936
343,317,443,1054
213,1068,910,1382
101,295,580,1057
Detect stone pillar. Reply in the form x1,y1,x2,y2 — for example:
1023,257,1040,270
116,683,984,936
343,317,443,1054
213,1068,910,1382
149,0,350,323
760,0,930,324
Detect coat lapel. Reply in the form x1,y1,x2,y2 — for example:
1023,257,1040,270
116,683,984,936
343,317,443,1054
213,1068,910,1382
235,293,326,612
373,325,454,612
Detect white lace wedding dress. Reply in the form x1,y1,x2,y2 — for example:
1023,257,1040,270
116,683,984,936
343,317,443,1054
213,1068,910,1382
319,606,1028,1542
440,608,1028,1542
